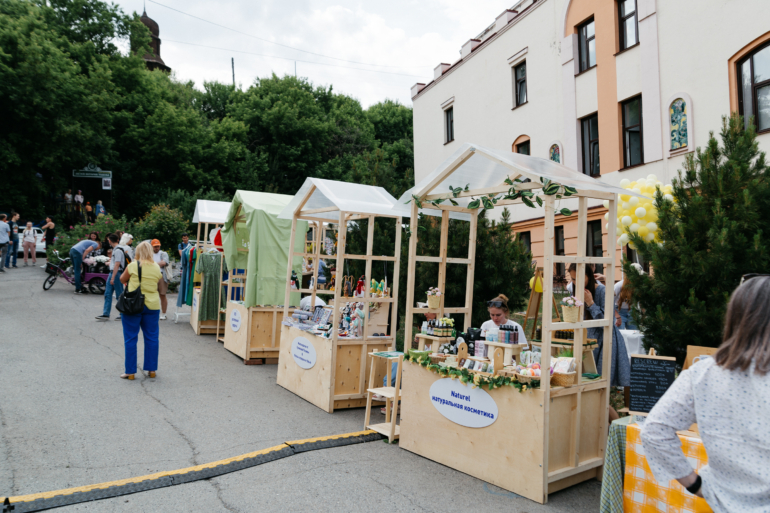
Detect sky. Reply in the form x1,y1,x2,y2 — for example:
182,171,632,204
111,0,515,108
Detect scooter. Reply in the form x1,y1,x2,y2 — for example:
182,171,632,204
43,250,111,294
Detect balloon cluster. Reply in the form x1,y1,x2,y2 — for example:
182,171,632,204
603,175,674,248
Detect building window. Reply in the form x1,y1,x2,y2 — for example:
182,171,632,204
587,220,604,274
670,98,688,150
444,107,454,143
578,19,596,72
618,0,638,51
518,231,531,254
514,62,527,106
625,245,649,273
549,144,561,163
555,225,565,277
738,42,770,132
622,96,644,168
581,113,600,177
516,140,530,155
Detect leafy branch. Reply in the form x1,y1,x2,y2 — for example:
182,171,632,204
447,177,578,216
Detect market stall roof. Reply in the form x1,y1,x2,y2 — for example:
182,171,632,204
221,190,304,307
192,200,231,224
393,143,644,220
277,178,400,221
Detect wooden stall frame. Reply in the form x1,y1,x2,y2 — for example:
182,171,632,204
401,147,617,504
278,184,403,412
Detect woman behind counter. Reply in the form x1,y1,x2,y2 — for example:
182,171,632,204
480,294,528,352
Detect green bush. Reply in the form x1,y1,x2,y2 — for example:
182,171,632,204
625,114,770,364
47,214,131,264
131,204,189,254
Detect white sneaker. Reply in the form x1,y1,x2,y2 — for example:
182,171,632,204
115,315,121,321
159,314,167,320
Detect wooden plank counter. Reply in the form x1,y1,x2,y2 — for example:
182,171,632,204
399,363,607,503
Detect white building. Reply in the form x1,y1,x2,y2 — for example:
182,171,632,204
411,0,770,272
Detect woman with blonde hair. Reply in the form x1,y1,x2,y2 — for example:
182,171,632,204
481,294,528,352
119,241,162,380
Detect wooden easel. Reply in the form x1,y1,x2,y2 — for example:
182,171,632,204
523,268,561,341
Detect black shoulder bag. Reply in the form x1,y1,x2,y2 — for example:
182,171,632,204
116,262,145,315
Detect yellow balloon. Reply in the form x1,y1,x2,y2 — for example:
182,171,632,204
638,226,650,238
620,194,630,202
529,276,543,293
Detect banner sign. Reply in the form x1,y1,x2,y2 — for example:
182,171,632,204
73,163,112,179
429,378,498,428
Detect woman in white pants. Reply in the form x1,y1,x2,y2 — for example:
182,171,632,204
21,222,36,265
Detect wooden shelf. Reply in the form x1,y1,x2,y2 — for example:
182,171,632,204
367,423,400,439
367,386,397,399
415,334,454,341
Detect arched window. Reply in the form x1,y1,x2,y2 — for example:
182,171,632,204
670,99,688,150
738,41,770,133
549,144,561,163
666,93,694,157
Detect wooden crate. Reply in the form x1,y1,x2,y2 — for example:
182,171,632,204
190,287,221,336
223,302,282,363
276,325,390,412
399,363,605,503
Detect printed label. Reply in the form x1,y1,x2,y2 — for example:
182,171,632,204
428,378,498,428
230,308,241,332
291,337,316,370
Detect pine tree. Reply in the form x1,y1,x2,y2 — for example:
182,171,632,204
624,114,770,364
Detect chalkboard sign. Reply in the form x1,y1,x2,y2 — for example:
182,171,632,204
629,354,677,415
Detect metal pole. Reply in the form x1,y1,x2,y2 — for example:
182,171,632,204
231,58,235,88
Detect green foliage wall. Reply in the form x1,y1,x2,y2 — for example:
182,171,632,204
624,115,770,365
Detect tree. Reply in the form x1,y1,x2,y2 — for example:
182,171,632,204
624,114,770,364
132,204,189,253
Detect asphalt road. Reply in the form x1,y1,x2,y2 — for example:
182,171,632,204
0,264,602,512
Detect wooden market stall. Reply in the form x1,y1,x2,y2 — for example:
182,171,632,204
276,178,402,414
219,191,306,363
179,199,230,332
393,143,639,504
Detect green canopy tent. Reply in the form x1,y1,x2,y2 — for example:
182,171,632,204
219,191,307,363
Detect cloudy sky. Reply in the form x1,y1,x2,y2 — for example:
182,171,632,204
112,0,514,107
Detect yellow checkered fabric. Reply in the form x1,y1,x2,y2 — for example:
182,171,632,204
623,423,712,512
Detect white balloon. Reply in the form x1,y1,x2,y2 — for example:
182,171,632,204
621,216,633,226
617,237,627,247
664,194,674,202
602,200,610,209
646,222,658,232
605,223,609,231
647,174,658,182
620,179,631,188
644,233,656,242
604,212,609,220
635,207,647,219
629,197,639,207
619,233,629,244
630,223,640,233
621,201,629,210
632,187,642,195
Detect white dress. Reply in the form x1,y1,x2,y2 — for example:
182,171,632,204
641,357,770,512
479,319,528,350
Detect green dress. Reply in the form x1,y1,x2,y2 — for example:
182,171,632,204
196,252,226,321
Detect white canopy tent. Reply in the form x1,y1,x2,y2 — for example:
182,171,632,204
192,200,231,224
277,178,399,221
392,143,642,221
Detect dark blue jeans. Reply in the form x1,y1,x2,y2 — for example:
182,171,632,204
69,248,83,291
121,306,160,374
103,275,124,317
4,240,17,267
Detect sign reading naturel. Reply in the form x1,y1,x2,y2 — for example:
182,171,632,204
429,378,498,428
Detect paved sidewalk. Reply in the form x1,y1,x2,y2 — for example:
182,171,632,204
0,264,601,512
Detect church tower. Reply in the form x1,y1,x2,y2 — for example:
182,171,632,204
139,10,171,72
